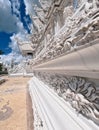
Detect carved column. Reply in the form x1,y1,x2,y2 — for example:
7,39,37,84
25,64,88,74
57,10,64,29
93,0,98,8
50,15,55,36
44,34,47,50
54,9,64,35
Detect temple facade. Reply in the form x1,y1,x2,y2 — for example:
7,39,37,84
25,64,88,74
17,0,99,129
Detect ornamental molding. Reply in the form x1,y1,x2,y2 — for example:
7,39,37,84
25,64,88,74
34,72,99,125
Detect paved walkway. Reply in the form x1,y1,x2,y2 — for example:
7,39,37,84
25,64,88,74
0,76,34,130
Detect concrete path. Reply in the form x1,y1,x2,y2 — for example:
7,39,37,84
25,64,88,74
0,76,33,130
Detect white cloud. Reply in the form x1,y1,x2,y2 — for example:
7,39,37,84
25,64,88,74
24,0,35,15
0,0,24,33
23,16,33,33
1,53,24,65
1,31,29,65
8,32,28,61
1,32,29,65
1,54,13,64
0,0,29,64
9,32,28,52
10,0,20,17
0,0,33,65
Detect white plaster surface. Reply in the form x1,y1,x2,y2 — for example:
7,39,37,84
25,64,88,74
29,77,99,130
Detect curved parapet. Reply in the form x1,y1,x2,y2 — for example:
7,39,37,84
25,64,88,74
33,42,99,79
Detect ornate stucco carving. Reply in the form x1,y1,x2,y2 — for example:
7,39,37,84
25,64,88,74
16,1,99,127
17,0,99,66
31,0,99,65
39,0,52,11
63,6,73,22
34,72,99,125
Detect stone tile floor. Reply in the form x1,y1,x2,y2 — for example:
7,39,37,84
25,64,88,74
0,76,34,130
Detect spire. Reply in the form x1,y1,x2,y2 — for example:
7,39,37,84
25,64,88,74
39,0,52,11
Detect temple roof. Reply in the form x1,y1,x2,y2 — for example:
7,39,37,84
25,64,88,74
19,43,34,53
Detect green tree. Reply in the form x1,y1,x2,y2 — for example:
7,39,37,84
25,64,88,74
0,50,4,55
0,63,3,71
0,50,7,74
0,50,3,71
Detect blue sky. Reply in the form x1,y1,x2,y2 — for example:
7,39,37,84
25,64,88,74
0,0,44,64
0,32,12,54
0,0,32,55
